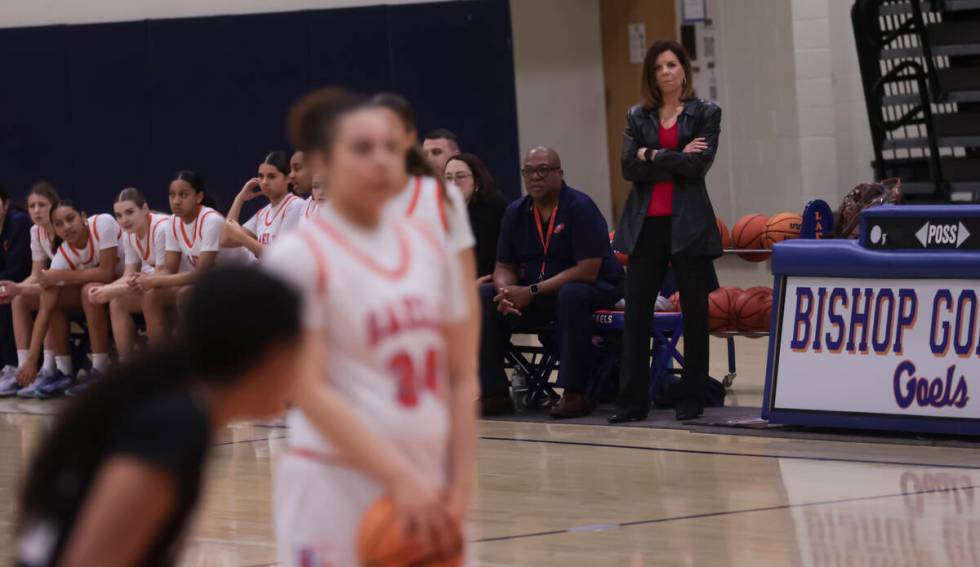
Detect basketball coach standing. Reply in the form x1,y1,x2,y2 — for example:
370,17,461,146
610,40,723,424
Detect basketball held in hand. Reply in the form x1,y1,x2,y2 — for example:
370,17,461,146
358,497,463,567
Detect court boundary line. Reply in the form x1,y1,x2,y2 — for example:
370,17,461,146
212,434,288,447
479,435,980,470
474,482,980,544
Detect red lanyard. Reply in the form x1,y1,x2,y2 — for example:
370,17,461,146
533,204,558,279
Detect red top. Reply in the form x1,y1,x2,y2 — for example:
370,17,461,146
646,122,678,217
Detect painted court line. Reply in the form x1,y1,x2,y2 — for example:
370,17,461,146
475,482,980,544
480,435,980,470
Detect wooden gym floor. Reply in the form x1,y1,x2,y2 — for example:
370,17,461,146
2,258,979,566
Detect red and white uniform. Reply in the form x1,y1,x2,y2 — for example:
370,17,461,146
384,176,475,253
30,225,56,263
165,206,252,271
301,196,321,223
50,214,122,276
243,193,304,246
122,213,170,274
264,204,468,567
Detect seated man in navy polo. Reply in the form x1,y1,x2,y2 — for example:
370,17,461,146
480,146,624,418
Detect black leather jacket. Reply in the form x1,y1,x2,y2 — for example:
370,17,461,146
613,98,723,258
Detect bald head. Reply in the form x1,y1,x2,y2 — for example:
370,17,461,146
524,146,561,169
522,146,564,202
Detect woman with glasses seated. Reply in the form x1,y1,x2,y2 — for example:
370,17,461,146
445,154,507,281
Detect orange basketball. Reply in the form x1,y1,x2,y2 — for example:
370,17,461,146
708,286,742,332
731,214,769,262
716,216,731,249
358,497,463,567
734,287,773,332
764,212,803,249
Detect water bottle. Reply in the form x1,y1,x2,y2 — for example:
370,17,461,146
509,368,528,412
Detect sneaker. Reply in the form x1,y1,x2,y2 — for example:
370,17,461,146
0,366,19,397
17,369,74,399
65,370,103,397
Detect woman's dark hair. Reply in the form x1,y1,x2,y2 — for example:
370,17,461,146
28,180,60,209
19,266,302,528
262,151,291,177
49,198,83,251
370,93,434,178
447,154,497,202
641,40,696,110
116,187,147,208
174,170,218,209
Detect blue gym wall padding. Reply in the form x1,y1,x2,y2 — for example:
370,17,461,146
0,0,521,214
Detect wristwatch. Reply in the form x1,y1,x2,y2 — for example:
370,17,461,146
529,284,540,296
644,148,655,162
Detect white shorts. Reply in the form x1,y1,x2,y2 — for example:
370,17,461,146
274,449,473,567
275,451,382,566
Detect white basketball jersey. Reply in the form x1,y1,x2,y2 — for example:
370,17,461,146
50,214,122,273
384,176,475,253
243,193,304,245
122,213,170,274
30,225,55,263
165,206,235,271
264,205,468,482
301,196,321,222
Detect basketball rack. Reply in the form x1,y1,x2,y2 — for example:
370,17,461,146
711,200,833,388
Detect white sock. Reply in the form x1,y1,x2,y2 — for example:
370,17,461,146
56,356,73,376
91,353,110,373
118,351,130,364
17,349,28,369
43,350,56,372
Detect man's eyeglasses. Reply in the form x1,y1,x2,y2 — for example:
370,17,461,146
445,173,473,183
520,166,560,179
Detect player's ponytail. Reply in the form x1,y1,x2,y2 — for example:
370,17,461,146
370,93,453,214
19,266,302,529
288,87,364,153
406,146,435,177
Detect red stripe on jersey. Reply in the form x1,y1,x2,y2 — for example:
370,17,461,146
405,176,423,216
288,447,352,468
297,229,329,296
56,246,78,271
62,224,96,268
310,216,412,280
435,178,449,233
263,194,297,227
196,210,218,243
408,221,445,257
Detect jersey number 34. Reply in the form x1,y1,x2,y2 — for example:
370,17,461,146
388,349,439,407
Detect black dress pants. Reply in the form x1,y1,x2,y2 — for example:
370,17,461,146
617,216,713,411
